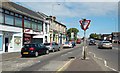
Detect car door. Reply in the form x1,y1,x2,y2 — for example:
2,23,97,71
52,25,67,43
55,43,59,50
52,42,56,50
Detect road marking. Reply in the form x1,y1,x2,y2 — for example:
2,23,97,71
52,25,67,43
57,59,74,72
89,52,118,72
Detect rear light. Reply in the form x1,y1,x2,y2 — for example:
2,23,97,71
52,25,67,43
29,47,35,51
21,48,24,50
50,43,52,47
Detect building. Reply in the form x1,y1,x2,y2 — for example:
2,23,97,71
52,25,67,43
0,0,67,53
47,16,67,44
33,12,50,43
112,32,120,43
0,1,44,53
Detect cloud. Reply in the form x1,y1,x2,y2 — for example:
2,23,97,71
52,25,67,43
10,0,119,2
15,2,118,18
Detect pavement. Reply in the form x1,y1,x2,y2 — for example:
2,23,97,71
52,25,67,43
64,55,103,71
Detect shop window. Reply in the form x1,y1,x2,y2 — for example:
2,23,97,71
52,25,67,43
0,35,3,51
0,13,3,23
15,17,22,27
5,14,14,25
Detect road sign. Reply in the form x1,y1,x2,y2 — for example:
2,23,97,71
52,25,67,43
79,19,91,31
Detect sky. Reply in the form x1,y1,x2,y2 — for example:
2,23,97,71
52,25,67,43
10,0,119,38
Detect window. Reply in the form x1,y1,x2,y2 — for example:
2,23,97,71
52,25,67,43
5,14,14,25
32,22,37,30
5,10,9,14
0,8,3,12
24,20,31,28
15,17,22,27
38,24,42,31
45,23,47,34
10,12,14,15
15,13,19,17
0,13,3,23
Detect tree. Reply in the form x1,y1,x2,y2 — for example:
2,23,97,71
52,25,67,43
67,28,79,41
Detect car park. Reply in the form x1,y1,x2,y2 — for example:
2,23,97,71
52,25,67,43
21,43,49,57
98,41,112,49
44,42,60,52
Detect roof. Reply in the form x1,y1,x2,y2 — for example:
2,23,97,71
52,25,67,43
1,1,44,21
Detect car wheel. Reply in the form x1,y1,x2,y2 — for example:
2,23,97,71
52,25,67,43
58,48,60,51
46,50,49,54
52,49,55,52
35,52,39,57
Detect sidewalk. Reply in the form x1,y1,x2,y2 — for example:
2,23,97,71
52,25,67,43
1,52,21,61
64,55,103,71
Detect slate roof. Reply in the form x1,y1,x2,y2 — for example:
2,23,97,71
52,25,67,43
1,0,44,21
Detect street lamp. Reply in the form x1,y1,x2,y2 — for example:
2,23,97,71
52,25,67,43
51,3,61,42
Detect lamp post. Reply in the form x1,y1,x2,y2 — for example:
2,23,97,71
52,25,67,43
51,3,60,42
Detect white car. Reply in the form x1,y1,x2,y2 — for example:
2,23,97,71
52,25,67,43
98,41,112,49
63,41,73,48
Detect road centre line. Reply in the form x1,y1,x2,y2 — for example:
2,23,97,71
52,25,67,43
89,52,118,72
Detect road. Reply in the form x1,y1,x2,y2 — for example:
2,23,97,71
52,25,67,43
2,42,119,72
2,44,83,72
88,41,119,71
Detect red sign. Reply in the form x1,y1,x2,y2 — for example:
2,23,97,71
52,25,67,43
79,20,91,31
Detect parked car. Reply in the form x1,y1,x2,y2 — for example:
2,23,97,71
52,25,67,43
44,42,60,52
76,39,81,44
98,41,112,49
89,39,96,45
71,41,76,47
63,41,73,48
21,43,49,57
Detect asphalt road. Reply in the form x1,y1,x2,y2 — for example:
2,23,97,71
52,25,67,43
2,42,119,72
2,44,83,72
87,42,119,71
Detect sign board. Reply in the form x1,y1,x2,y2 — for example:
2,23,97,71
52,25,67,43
79,19,91,31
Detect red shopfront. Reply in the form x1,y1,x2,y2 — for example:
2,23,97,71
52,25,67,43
23,33,33,45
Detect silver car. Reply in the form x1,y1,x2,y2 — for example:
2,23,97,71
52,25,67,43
44,42,60,52
98,41,112,49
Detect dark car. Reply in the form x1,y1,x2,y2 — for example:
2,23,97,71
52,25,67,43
21,43,49,57
89,39,96,45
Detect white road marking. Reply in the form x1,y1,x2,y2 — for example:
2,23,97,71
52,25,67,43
89,52,118,72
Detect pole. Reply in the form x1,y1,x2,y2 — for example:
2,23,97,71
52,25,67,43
82,30,86,60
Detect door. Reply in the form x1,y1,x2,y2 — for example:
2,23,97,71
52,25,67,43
5,38,9,52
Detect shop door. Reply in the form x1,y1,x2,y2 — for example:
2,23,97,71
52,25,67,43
5,38,9,52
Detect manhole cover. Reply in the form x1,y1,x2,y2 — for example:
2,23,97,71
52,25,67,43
68,57,75,59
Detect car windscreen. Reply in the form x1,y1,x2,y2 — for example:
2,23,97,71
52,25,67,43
65,42,69,44
103,41,110,43
44,43,50,46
